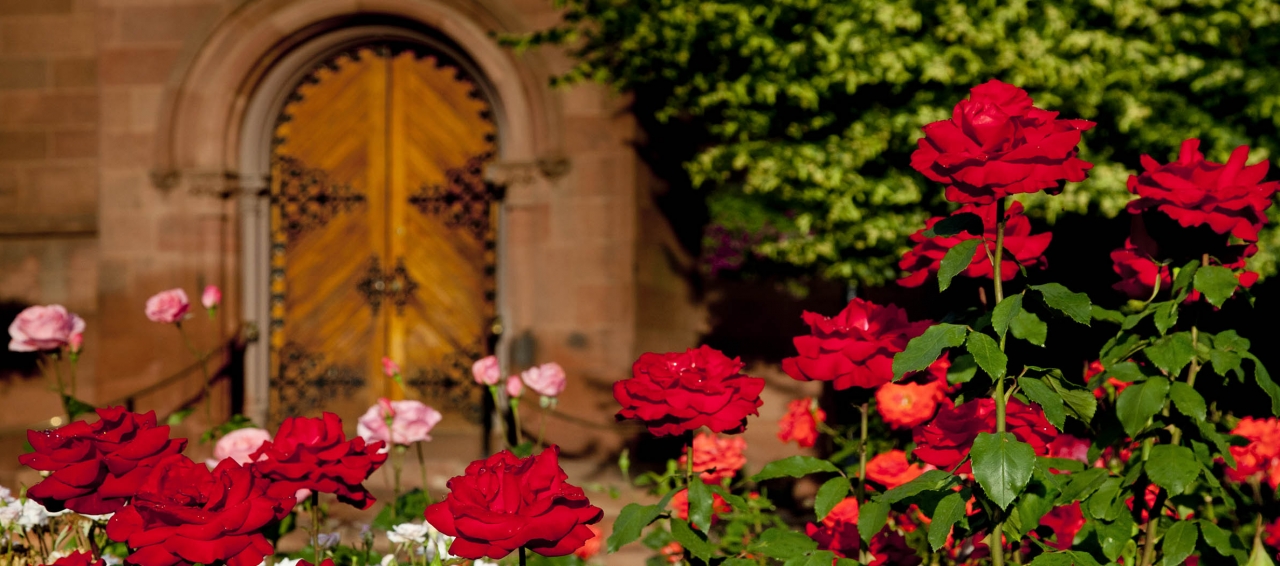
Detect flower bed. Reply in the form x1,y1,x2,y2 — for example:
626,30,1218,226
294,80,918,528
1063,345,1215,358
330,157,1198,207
5,80,1280,566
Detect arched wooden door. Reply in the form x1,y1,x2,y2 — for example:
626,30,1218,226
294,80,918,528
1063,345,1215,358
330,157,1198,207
267,45,498,432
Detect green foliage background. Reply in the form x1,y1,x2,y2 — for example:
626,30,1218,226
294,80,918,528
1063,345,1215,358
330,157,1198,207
511,0,1280,285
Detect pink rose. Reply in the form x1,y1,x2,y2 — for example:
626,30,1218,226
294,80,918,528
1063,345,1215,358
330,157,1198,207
201,285,221,310
69,332,83,354
506,375,524,398
472,355,501,386
145,289,190,324
521,362,567,397
212,427,272,465
382,357,401,378
8,305,86,352
357,399,443,446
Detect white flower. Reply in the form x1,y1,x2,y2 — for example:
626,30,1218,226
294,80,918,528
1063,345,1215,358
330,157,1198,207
317,532,341,548
18,499,50,529
424,523,455,563
0,501,21,529
0,485,13,504
276,558,303,566
380,555,397,566
387,522,430,545
102,554,122,566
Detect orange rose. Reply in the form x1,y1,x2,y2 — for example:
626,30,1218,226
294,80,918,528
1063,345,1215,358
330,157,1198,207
875,381,946,428
778,398,826,448
865,450,924,489
678,432,747,484
573,525,604,560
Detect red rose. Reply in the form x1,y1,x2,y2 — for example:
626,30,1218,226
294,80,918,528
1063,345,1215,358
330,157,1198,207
1110,238,1170,300
1038,502,1085,550
911,80,1095,204
1223,417,1280,489
614,346,765,436
678,432,747,484
105,455,293,566
781,298,931,390
19,407,187,514
249,412,386,510
574,525,604,561
865,450,924,490
875,380,947,429
898,201,1052,288
912,398,1057,473
40,551,105,566
777,398,825,448
805,498,860,558
1046,434,1090,466
869,531,922,566
425,446,603,559
1127,139,1278,243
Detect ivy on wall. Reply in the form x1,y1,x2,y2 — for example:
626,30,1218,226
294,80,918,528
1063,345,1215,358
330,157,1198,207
509,0,1280,285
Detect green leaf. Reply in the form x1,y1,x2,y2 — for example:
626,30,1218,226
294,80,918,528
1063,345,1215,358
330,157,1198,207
966,332,1007,380
1194,265,1240,307
1095,513,1135,561
1146,444,1201,494
62,395,95,421
607,490,679,552
1084,478,1122,521
1199,519,1245,561
1116,377,1170,437
971,432,1036,510
927,492,966,552
1244,353,1280,416
1019,377,1065,431
1010,309,1048,346
165,407,195,426
948,353,979,384
748,527,818,560
687,478,712,532
925,212,983,238
796,551,841,566
1196,420,1237,469
939,239,982,292
1057,468,1110,504
1031,283,1092,326
1168,382,1206,421
814,476,850,522
1172,260,1200,296
1160,520,1198,566
877,469,960,504
750,456,841,482
857,500,889,545
892,324,968,379
1091,306,1126,325
669,518,717,562
1144,332,1196,376
1153,301,1178,335
1248,532,1278,566
992,294,1023,341
1029,552,1103,566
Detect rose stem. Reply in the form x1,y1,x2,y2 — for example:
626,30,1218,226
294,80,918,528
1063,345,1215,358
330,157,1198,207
310,491,321,564
489,386,511,450
176,323,214,427
45,354,72,423
511,397,524,447
856,402,869,502
393,446,404,501
990,196,1008,566
519,546,527,566
536,400,549,449
416,442,432,505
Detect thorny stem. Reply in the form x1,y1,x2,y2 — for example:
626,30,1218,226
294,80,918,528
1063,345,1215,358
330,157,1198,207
177,323,214,427
991,196,1008,566
1138,488,1167,566
856,402,869,502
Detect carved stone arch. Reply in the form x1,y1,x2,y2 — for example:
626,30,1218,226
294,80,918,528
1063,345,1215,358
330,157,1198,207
154,0,561,424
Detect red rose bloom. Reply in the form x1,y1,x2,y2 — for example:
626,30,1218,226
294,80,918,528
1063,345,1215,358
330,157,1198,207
876,380,947,429
869,531,922,566
41,551,105,566
805,498,861,558
250,412,386,510
898,201,1052,288
678,432,747,484
781,298,931,390
105,455,293,566
1046,434,1090,466
1223,417,1280,489
777,398,825,448
1127,139,1278,242
865,450,925,489
425,446,603,560
19,407,187,514
1111,238,1170,300
574,525,604,561
912,398,1058,473
614,346,765,436
911,79,1095,204
1038,502,1085,550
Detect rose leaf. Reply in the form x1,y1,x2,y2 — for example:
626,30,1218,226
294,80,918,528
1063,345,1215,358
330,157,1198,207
1168,382,1207,421
814,476,850,522
1142,332,1195,376
1115,376,1169,437
857,500,889,545
1161,520,1199,566
1193,265,1239,307
1030,283,1092,326
966,331,1007,380
1018,376,1065,431
892,323,968,379
1010,309,1048,346
746,527,818,560
1146,444,1201,494
938,239,982,292
749,455,840,482
992,294,1023,341
927,492,966,552
669,518,717,562
971,432,1035,511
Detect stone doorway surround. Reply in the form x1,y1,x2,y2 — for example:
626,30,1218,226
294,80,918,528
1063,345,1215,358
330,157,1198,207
152,0,573,426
